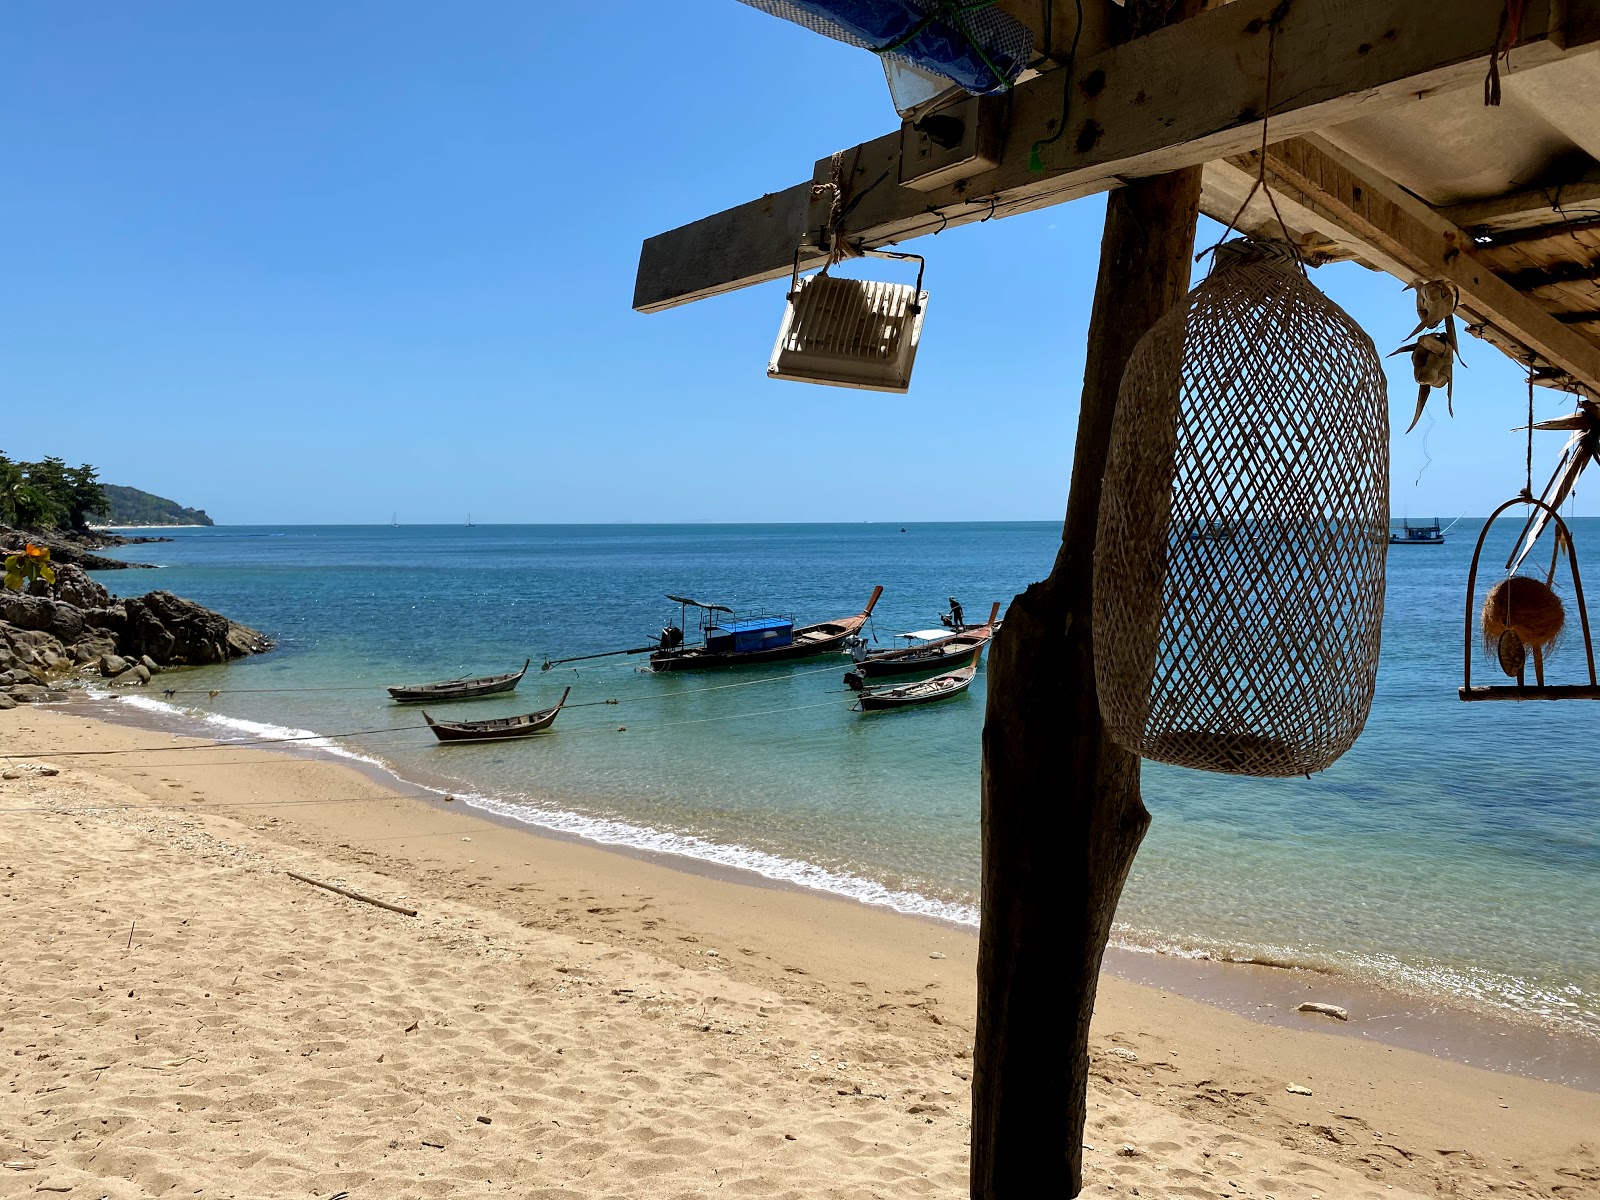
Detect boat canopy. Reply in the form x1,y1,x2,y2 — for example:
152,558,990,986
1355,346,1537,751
707,615,795,654
667,594,734,613
899,628,953,642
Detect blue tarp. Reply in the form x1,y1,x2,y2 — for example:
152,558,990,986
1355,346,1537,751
737,1,1031,96
707,616,796,654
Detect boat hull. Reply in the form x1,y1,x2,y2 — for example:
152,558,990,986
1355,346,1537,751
857,668,976,711
855,641,984,679
389,660,531,703
423,687,570,743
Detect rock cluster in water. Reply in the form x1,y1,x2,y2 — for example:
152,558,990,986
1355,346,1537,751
0,563,270,708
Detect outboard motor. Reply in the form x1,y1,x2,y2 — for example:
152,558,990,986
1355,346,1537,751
659,625,684,651
845,634,869,664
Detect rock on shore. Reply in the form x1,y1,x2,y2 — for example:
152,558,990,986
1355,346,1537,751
0,564,270,700
0,523,158,571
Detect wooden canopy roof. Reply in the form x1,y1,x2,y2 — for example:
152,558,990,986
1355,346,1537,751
634,0,1600,398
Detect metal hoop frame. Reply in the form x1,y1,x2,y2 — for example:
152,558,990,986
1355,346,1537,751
1460,495,1600,701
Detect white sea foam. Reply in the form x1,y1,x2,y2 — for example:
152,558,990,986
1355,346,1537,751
87,692,976,926
458,791,981,928
106,693,389,770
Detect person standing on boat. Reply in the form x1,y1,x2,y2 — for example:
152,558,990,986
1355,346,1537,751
947,597,964,630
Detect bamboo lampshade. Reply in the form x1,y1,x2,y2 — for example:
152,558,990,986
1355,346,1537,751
1093,239,1390,778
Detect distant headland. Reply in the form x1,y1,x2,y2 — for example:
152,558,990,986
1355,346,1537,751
100,484,214,528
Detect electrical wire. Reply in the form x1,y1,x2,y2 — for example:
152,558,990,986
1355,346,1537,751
1028,0,1084,172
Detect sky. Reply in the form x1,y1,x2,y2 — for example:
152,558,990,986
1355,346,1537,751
0,2,1583,525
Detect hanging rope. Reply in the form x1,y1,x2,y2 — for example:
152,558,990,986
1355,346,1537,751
1526,361,1537,498
1485,0,1526,106
813,151,866,268
1198,1,1304,272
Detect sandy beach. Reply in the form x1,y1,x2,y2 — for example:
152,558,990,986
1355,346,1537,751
3,705,1597,1199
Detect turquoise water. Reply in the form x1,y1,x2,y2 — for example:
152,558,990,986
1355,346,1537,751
86,522,1600,1039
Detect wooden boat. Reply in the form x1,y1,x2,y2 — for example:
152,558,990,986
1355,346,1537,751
855,666,976,711
423,687,570,743
647,586,883,672
849,601,1000,681
387,659,530,703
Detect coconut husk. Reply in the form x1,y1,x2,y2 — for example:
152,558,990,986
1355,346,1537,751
1482,576,1565,654
1494,628,1527,678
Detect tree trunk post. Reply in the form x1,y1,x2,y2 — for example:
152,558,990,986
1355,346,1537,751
971,7,1205,1196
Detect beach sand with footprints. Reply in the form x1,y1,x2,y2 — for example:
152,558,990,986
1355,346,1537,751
2,705,1596,1199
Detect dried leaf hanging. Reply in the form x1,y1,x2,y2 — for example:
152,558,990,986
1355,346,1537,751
1094,239,1390,778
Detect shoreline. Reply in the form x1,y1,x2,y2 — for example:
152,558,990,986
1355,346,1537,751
4,703,1599,1197
36,690,1600,1092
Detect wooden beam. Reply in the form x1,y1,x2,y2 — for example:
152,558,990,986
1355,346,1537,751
635,0,1598,313
1441,172,1600,234
1245,134,1600,396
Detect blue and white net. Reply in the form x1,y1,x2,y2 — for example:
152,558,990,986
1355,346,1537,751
737,0,1032,96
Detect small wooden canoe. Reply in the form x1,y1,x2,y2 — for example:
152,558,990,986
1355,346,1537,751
388,659,530,703
423,688,570,743
856,667,976,712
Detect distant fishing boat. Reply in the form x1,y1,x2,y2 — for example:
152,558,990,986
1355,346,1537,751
540,587,884,672
855,666,976,711
1390,519,1445,545
423,687,570,743
1187,517,1240,541
466,513,475,527
387,659,530,703
847,601,1001,683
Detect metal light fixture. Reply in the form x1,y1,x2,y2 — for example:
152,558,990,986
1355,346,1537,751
767,250,927,393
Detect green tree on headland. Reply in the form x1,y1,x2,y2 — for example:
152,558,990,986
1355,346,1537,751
0,451,108,533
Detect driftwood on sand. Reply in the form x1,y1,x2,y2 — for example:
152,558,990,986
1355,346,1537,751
286,871,418,917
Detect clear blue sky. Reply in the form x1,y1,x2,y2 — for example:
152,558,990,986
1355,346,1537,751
0,2,1580,524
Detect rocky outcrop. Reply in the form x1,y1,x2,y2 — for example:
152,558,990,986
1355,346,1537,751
0,578,271,704
50,564,112,610
0,524,157,571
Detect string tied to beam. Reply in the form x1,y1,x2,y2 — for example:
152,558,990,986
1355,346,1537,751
1197,0,1304,272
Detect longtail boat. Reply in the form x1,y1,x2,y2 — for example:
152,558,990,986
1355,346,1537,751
855,666,976,712
422,687,570,743
388,659,531,703
648,586,883,672
848,601,1001,682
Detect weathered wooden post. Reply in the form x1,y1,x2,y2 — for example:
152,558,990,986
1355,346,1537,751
972,2,1205,1195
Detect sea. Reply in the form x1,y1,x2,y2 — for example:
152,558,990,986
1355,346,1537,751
79,521,1600,1045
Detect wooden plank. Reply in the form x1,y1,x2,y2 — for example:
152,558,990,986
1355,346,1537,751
1248,134,1600,395
633,183,815,314
635,0,1597,312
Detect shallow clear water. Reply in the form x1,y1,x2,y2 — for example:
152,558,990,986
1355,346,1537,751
87,521,1600,1039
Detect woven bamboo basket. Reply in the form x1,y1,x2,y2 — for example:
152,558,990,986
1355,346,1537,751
1093,239,1390,778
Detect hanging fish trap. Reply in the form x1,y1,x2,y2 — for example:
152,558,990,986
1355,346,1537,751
768,249,927,393
1093,239,1390,778
1461,496,1598,701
